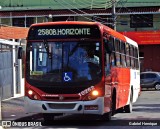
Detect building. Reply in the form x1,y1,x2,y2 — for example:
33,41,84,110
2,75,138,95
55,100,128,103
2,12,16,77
0,26,27,99
121,31,160,72
0,0,160,72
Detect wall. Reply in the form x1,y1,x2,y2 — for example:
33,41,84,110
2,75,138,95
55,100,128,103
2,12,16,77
116,14,160,32
1,13,160,32
139,45,160,72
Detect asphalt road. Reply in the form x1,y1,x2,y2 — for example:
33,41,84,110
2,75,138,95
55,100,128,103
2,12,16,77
113,90,160,120
1,90,160,128
41,90,160,128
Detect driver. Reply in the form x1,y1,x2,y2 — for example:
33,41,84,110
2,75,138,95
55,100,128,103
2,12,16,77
84,46,99,65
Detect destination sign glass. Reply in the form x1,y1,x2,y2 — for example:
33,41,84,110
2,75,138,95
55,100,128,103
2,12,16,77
28,25,101,40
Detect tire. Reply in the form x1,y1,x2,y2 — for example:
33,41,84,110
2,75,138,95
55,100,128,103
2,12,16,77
116,107,124,113
111,93,116,116
124,90,133,113
155,83,160,90
43,113,55,123
100,112,112,121
100,93,116,121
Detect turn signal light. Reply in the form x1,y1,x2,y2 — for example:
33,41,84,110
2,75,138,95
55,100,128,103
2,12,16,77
26,89,41,100
92,90,99,96
83,90,100,101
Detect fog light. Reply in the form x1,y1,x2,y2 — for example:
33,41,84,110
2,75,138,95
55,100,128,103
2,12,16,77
28,90,33,95
33,95,38,100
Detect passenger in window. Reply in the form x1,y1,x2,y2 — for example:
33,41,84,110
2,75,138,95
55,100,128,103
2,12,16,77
122,55,126,67
105,53,115,76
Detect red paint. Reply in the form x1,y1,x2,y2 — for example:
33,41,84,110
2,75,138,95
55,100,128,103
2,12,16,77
109,67,130,109
25,21,138,114
121,31,160,45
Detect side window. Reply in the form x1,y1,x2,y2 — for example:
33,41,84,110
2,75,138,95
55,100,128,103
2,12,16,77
149,74,157,78
108,37,116,67
146,74,152,79
140,74,145,79
115,39,121,67
135,47,139,69
130,45,134,68
105,53,110,76
130,45,133,56
104,36,115,69
126,43,131,67
121,42,126,67
115,39,120,52
133,46,136,68
110,53,116,67
135,47,138,58
111,37,115,51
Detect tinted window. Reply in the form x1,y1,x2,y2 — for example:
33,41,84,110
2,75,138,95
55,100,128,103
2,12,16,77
126,43,130,67
143,73,157,79
140,74,145,79
149,73,157,78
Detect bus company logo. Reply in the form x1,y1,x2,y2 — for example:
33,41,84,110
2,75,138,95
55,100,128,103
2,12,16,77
59,95,64,100
2,121,11,127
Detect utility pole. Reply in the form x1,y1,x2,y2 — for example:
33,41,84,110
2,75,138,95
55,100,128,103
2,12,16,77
112,0,116,30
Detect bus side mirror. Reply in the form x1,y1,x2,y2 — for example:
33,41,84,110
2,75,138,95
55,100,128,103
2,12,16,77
18,47,23,59
103,38,113,54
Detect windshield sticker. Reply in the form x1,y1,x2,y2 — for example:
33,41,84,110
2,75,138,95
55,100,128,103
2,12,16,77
63,72,72,82
30,71,43,75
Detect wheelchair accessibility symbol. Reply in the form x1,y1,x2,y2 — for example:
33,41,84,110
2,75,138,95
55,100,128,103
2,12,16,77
63,72,72,82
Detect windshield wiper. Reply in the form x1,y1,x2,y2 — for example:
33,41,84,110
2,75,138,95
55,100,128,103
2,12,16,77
43,40,52,59
69,43,79,56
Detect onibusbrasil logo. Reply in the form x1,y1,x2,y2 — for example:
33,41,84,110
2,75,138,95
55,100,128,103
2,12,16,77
1,121,42,127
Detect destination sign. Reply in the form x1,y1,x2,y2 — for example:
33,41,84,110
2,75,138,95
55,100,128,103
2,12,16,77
38,28,91,36
28,25,101,40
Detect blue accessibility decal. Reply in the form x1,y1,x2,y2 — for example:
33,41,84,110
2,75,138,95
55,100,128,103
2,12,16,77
63,72,72,82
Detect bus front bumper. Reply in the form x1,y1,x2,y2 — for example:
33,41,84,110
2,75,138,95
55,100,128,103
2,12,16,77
24,97,107,115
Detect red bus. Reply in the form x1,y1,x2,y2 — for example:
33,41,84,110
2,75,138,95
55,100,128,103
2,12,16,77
22,21,140,121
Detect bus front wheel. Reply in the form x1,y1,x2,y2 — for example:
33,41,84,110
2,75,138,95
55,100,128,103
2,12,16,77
100,94,115,121
101,112,112,121
43,113,55,122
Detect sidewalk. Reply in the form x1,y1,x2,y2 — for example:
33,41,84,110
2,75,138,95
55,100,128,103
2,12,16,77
1,96,41,121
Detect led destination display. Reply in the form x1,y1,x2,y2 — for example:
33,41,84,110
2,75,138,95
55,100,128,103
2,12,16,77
28,25,101,40
37,28,91,36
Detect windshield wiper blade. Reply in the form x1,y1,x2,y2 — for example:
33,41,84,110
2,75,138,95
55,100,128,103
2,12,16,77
43,40,52,59
69,43,79,56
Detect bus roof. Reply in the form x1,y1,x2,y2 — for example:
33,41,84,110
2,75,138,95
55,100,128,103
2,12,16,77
125,36,138,47
29,21,138,47
30,21,102,27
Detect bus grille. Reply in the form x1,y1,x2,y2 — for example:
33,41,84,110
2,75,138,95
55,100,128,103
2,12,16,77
44,96,80,101
37,86,86,94
48,103,76,109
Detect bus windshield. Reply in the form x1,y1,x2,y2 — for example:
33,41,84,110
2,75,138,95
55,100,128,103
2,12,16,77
26,40,102,86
